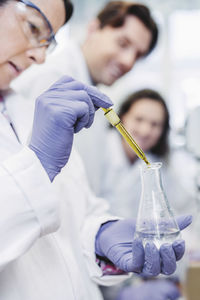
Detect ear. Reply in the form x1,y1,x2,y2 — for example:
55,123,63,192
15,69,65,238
87,19,101,36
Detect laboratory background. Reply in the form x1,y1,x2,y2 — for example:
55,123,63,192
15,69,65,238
56,0,200,299
10,0,200,299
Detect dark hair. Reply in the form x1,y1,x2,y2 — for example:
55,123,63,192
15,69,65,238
0,0,73,23
0,0,9,6
118,89,170,156
97,1,158,56
63,0,73,23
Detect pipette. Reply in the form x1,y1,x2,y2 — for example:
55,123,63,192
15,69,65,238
102,107,150,166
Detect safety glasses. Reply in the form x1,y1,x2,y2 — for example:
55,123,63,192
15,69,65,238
15,0,57,52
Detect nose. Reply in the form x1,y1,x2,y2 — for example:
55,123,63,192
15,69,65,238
137,122,152,138
26,47,46,65
119,50,137,72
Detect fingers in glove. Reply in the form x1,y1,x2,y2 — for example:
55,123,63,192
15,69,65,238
61,90,95,128
172,239,185,261
52,76,113,109
45,90,95,129
176,215,192,231
109,239,144,273
142,242,160,276
160,243,176,275
84,85,113,109
49,75,75,88
59,101,90,133
130,238,144,273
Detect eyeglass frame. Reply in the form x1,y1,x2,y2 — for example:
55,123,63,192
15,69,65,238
18,0,57,49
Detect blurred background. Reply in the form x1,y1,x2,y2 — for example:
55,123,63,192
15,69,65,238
11,2,200,298
55,6,200,297
57,0,200,150
44,3,200,298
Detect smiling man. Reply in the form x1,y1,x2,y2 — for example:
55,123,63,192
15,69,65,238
81,2,156,86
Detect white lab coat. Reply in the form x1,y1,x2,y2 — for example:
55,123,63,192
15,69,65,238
0,90,129,300
0,90,59,271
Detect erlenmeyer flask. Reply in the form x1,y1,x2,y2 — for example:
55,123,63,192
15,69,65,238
134,162,181,248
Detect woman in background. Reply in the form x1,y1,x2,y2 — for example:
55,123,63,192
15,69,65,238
99,89,195,218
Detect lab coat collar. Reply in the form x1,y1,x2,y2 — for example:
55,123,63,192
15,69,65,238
55,40,93,86
107,129,131,170
4,90,34,145
76,42,93,85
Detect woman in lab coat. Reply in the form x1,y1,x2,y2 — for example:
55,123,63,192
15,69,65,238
99,89,196,219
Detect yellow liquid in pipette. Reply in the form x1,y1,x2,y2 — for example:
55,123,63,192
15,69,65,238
102,107,150,166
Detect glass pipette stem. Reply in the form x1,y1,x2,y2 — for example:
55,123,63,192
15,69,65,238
102,107,150,165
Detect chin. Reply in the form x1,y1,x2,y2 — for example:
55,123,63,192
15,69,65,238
138,144,148,152
0,75,13,91
102,77,117,86
105,81,113,86
0,83,10,91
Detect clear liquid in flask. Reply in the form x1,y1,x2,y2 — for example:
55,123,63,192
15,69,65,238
135,228,181,249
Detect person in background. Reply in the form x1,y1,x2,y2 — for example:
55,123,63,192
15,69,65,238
99,89,196,218
0,1,191,299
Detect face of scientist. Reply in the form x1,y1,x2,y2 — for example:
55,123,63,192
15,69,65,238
82,15,152,86
0,0,65,90
121,98,165,162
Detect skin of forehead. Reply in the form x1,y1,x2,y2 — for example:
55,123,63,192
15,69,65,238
30,0,65,32
129,98,165,123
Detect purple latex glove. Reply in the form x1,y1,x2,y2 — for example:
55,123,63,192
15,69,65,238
95,215,192,276
116,279,181,300
29,76,112,181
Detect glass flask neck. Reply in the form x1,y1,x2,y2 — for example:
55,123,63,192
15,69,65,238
140,162,163,195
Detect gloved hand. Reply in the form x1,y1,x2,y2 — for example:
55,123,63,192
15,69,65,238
95,215,192,276
116,279,181,300
29,76,112,181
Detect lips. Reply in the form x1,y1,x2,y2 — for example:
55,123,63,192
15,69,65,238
8,61,23,77
107,62,124,80
110,66,123,79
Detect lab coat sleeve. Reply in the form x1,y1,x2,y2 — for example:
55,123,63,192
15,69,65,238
76,152,130,286
0,146,59,271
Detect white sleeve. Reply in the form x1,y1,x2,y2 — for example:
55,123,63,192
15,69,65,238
0,146,59,271
81,192,130,286
74,151,130,285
